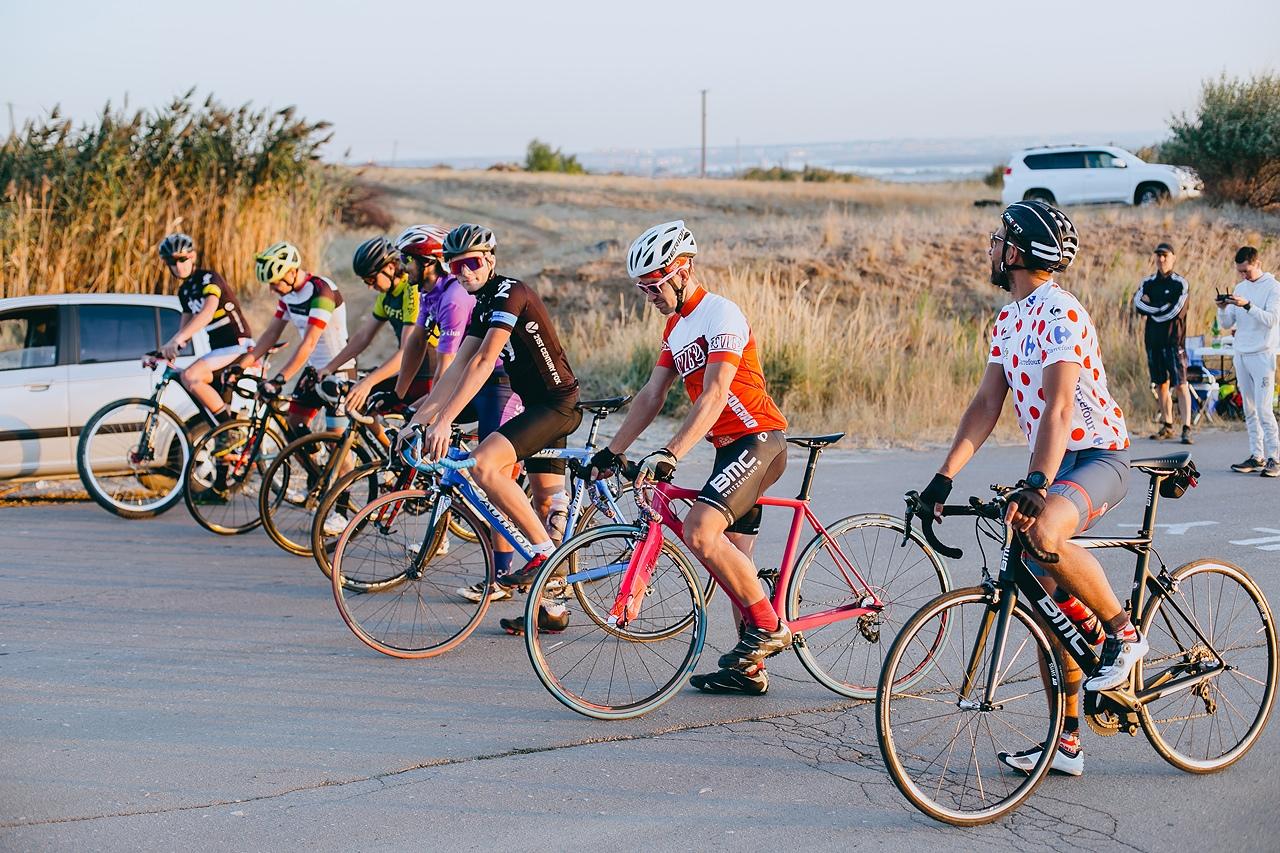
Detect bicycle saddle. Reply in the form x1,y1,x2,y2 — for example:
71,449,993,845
576,395,631,413
1129,452,1191,474
786,433,845,449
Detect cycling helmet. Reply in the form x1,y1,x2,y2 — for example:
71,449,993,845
254,241,302,285
395,224,450,260
627,220,697,279
999,201,1078,273
352,236,399,278
158,233,195,260
442,224,496,259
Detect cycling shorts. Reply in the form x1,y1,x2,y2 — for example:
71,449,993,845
1028,447,1130,576
496,395,582,475
697,430,788,535
195,341,253,373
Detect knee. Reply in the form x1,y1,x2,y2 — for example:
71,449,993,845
1027,519,1067,555
683,515,722,559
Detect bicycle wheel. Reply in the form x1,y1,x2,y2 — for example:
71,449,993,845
524,524,706,720
1137,558,1278,773
183,420,286,535
332,489,493,658
877,588,1062,826
786,513,951,699
260,432,370,557
77,398,191,518
312,461,402,580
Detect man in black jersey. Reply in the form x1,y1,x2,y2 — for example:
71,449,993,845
156,232,254,423
1133,242,1193,444
408,225,581,628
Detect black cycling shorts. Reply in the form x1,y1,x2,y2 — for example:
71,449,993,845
496,395,582,475
697,431,788,535
1145,345,1187,386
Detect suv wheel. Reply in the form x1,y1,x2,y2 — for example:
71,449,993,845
1023,189,1056,204
1136,184,1169,206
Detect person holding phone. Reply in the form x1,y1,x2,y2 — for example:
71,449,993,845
1134,242,1192,444
1218,246,1280,477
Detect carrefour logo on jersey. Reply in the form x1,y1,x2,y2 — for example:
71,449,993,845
1022,336,1037,358
1048,324,1072,345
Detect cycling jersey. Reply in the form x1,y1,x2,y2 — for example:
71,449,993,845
656,288,787,447
373,275,432,380
464,274,577,404
417,274,471,356
274,273,351,370
177,269,252,350
988,280,1129,452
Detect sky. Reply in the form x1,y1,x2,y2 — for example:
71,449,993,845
3,0,1277,163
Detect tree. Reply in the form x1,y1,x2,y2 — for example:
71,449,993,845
524,138,585,174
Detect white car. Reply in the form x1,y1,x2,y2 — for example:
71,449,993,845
1001,145,1202,207
0,293,211,481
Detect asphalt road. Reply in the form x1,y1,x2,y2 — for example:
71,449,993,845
2,429,1278,852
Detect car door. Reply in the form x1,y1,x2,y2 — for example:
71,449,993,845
66,303,165,449
0,304,72,479
1081,150,1130,203
1023,152,1088,204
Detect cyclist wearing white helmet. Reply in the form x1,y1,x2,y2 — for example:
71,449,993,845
245,241,352,433
586,220,792,695
916,200,1139,777
155,232,254,424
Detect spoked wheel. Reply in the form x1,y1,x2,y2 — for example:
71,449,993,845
877,588,1063,826
524,523,706,720
1137,559,1278,773
332,489,493,658
183,420,286,535
76,398,193,518
259,431,369,557
786,513,950,699
312,461,406,580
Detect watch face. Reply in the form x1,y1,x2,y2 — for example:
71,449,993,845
1027,472,1048,489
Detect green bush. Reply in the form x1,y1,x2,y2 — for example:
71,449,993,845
740,165,863,183
983,164,1004,189
524,139,585,174
1164,72,1280,208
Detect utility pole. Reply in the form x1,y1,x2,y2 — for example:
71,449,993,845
700,89,708,179
7,102,15,139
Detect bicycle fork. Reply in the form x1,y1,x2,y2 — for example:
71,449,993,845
958,589,1016,712
608,520,664,629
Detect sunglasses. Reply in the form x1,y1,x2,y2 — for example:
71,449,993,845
164,255,194,266
633,262,686,296
448,256,488,275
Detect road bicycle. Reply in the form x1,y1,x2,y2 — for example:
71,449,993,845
521,433,953,720
875,451,1277,826
75,345,280,518
330,396,673,658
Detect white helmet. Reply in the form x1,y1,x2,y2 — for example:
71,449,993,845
626,220,697,279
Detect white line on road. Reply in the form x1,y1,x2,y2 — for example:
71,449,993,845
1229,528,1280,551
1116,521,1218,536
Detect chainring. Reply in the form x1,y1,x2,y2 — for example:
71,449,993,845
1085,691,1138,737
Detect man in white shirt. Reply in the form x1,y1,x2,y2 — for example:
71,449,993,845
1218,246,1280,477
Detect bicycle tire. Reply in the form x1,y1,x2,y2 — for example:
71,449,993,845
311,461,395,580
786,513,950,699
1137,558,1278,773
260,431,370,556
183,419,286,535
332,489,493,658
524,523,706,720
876,587,1063,826
77,398,191,518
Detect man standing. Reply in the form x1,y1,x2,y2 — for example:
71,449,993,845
1134,242,1192,444
1219,246,1280,477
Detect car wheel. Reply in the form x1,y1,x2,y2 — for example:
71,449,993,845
1023,189,1055,204
1136,184,1169,206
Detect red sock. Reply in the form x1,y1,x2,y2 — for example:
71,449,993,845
744,598,779,632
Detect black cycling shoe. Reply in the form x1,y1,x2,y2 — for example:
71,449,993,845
689,663,769,695
716,621,793,669
496,552,550,588
500,602,570,636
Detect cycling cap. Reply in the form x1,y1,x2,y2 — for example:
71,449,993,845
627,220,697,279
158,233,195,260
442,224,496,259
396,224,450,259
352,236,399,278
254,241,302,285
1000,200,1078,273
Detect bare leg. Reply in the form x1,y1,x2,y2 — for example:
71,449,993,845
1155,381,1172,425
1176,382,1192,429
682,503,770,610
469,434,552,545
1027,496,1125,625
181,362,226,417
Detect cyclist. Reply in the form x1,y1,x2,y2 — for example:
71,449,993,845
245,241,352,436
156,233,254,423
406,224,578,630
318,235,434,413
585,220,791,696
916,200,1140,776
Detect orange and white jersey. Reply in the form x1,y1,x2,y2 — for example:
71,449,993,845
656,288,787,446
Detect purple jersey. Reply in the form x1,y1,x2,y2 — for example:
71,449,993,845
416,274,474,356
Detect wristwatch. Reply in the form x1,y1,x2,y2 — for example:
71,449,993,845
1025,471,1050,491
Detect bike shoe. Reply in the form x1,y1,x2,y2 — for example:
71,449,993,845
690,663,769,695
456,580,514,603
1084,631,1149,691
495,552,550,588
500,602,570,635
998,735,1083,777
716,621,793,669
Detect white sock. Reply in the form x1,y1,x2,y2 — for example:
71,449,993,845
531,540,555,556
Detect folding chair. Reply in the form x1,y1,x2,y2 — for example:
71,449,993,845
1183,335,1220,425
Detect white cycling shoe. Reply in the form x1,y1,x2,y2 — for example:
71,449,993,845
998,739,1084,777
1085,631,1149,692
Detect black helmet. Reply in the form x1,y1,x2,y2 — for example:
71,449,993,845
352,236,399,278
158,233,195,260
999,200,1078,273
442,224,496,259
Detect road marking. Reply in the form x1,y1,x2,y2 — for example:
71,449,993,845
1229,528,1280,552
1116,521,1218,536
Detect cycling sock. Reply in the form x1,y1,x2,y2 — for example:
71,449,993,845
214,408,234,424
531,540,555,556
1064,715,1079,735
494,551,514,577
1103,611,1137,639
1060,730,1081,754
743,597,780,632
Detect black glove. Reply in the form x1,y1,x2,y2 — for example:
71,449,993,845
635,449,677,483
1008,482,1048,522
917,473,953,518
588,447,625,480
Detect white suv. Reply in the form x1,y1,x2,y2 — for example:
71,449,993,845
1001,145,1202,207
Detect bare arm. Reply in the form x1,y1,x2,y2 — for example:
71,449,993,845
247,316,287,366
163,301,217,357
279,323,326,382
664,360,737,460
410,336,483,427
606,365,679,455
323,316,382,375
396,325,429,398
938,363,1010,478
